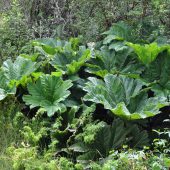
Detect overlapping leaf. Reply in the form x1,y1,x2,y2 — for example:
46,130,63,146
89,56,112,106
70,119,149,163
34,38,91,75
32,38,66,55
70,119,132,162
86,46,143,78
108,41,128,51
2,56,38,86
142,50,170,99
23,75,73,116
50,45,91,75
83,74,167,120
103,22,133,44
0,71,16,100
127,42,168,65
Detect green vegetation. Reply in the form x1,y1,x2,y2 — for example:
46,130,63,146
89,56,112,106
0,0,170,170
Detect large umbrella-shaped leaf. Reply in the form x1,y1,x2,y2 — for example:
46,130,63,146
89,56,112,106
86,46,143,78
50,45,91,75
103,22,133,44
0,71,16,100
33,38,91,75
70,119,149,164
141,50,170,99
83,74,167,120
32,38,66,55
2,56,38,86
127,42,168,65
23,75,73,116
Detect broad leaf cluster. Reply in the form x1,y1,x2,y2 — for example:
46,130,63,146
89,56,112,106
83,74,167,120
23,75,73,116
0,23,170,167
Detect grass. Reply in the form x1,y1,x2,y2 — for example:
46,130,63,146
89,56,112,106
0,119,16,169
0,97,20,170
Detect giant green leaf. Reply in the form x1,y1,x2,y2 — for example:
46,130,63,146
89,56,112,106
32,38,66,55
142,50,170,99
127,42,168,65
0,71,16,100
108,41,128,51
33,38,91,75
83,74,167,120
70,119,149,163
71,119,132,161
50,45,91,75
112,92,166,119
86,46,143,78
23,75,73,116
2,56,38,86
103,22,133,44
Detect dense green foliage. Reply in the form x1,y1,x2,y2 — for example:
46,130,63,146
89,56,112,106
0,1,170,169
1,0,170,62
0,22,170,169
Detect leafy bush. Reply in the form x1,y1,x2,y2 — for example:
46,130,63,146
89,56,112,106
0,0,33,63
